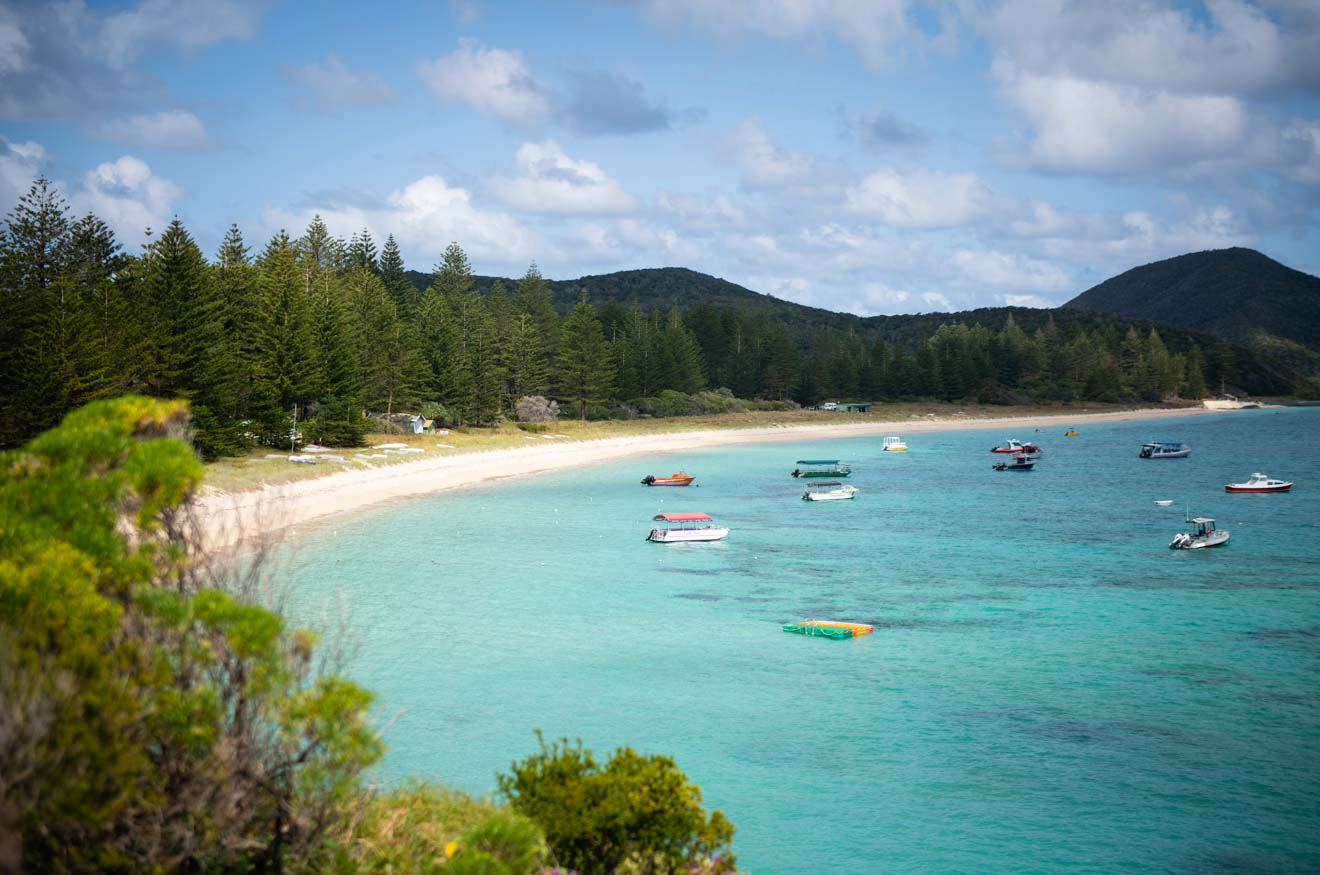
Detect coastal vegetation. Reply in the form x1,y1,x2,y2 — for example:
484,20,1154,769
1,179,1305,459
0,396,739,874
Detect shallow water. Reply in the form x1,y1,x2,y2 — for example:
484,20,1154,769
283,409,1320,873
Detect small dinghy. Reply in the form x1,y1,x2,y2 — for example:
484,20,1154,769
1153,499,1174,506
641,471,696,486
1140,441,1190,459
1225,472,1292,493
1170,516,1230,550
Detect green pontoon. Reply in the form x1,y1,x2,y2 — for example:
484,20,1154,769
782,623,853,639
791,459,851,478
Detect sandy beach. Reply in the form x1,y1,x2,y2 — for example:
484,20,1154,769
194,405,1224,550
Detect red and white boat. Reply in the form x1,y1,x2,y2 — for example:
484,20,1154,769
991,438,1041,454
641,471,696,486
647,512,728,543
1225,472,1292,493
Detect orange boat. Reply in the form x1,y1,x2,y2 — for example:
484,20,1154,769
641,471,696,486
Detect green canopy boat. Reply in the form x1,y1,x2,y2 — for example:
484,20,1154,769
791,459,851,478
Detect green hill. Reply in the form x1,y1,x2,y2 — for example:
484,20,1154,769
1064,247,1320,377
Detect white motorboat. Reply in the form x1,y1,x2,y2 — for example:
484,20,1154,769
882,436,908,452
1140,441,1191,459
802,481,858,501
646,512,729,543
1153,499,1174,506
1170,516,1230,550
1225,473,1292,493
992,452,1037,471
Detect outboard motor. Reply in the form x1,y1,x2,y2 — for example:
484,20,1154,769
1170,532,1191,549
641,475,655,485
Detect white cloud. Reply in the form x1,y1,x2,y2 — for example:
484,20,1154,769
1003,294,1052,308
985,0,1320,97
71,155,181,242
920,291,953,310
285,55,395,111
845,167,993,228
998,67,1248,173
656,191,747,232
264,175,533,267
1280,119,1320,184
416,39,549,127
488,141,637,214
98,0,264,68
0,7,29,74
726,117,820,190
99,109,208,149
0,138,46,209
641,0,925,69
950,249,1073,296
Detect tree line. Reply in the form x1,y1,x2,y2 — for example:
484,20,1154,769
1,177,1232,456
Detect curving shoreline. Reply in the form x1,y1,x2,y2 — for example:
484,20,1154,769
193,405,1224,550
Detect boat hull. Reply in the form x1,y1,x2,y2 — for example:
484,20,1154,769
644,478,694,486
793,470,850,478
1225,484,1291,492
1170,531,1230,549
803,491,856,501
647,527,729,543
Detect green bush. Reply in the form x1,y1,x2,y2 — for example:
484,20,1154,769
498,733,736,875
516,422,547,433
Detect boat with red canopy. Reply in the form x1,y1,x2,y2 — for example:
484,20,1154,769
646,512,729,543
991,438,1041,454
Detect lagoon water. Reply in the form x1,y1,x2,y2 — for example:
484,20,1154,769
284,409,1320,873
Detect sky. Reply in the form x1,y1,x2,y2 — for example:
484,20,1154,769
1,0,1318,315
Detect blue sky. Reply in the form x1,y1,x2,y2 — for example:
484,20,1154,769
2,0,1318,314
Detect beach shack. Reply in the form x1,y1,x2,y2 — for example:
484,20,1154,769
839,402,871,413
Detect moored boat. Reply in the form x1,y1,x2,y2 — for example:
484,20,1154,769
1170,516,1229,550
646,512,729,543
1064,429,1079,437
992,452,1036,471
1225,472,1292,493
791,459,851,478
641,471,696,486
802,481,858,501
991,438,1041,454
882,435,908,451
1140,441,1191,459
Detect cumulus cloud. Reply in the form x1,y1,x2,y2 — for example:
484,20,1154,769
845,167,993,228
1280,118,1320,184
265,175,533,266
997,67,1248,173
985,0,1320,97
562,67,698,136
840,107,927,149
99,109,208,148
656,191,747,232
98,0,265,68
284,55,395,111
640,0,929,69
488,141,637,214
0,137,46,210
70,155,182,241
416,40,549,127
726,117,822,190
950,248,1073,297
0,0,263,120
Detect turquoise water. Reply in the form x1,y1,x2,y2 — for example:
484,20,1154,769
283,409,1320,873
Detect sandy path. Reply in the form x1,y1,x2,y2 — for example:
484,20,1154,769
194,406,1221,550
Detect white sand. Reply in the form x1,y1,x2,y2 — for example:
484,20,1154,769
194,406,1222,550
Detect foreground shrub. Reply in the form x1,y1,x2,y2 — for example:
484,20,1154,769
0,397,382,872
498,733,736,875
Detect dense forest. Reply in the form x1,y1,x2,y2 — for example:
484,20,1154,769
0,178,1301,457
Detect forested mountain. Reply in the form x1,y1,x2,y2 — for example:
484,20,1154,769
1,178,1309,457
1065,248,1320,377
